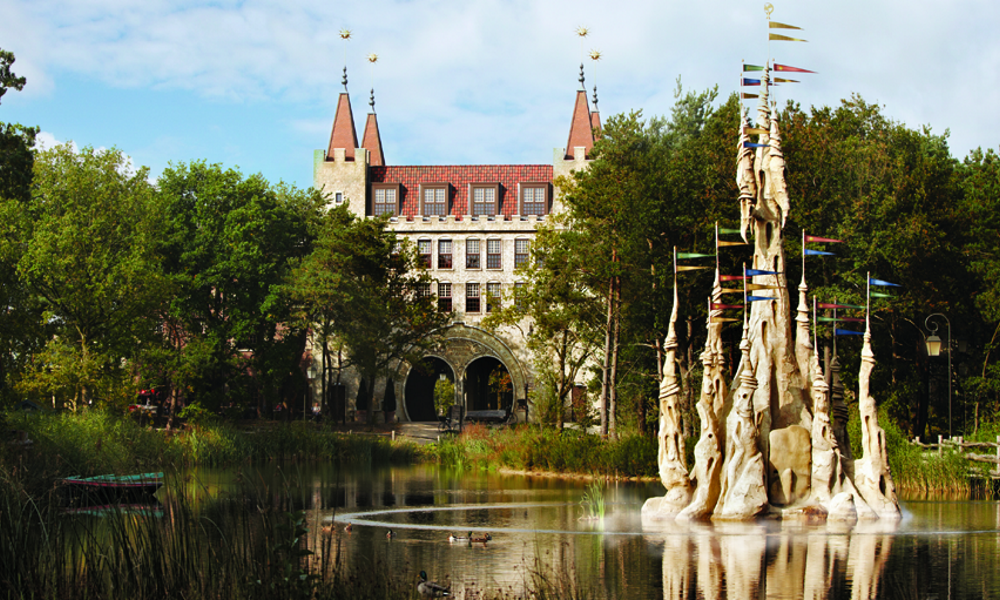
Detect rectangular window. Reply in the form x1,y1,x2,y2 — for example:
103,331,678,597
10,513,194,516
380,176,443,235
372,185,398,216
421,185,448,216
521,185,548,215
418,239,432,269
471,184,497,216
514,282,526,309
438,239,452,269
486,282,501,313
437,282,452,312
486,239,502,269
466,283,481,313
466,238,481,269
416,282,432,298
335,192,344,205
514,238,530,268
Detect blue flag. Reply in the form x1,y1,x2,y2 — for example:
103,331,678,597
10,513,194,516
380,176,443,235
746,268,780,276
747,295,775,302
803,249,835,256
869,278,901,287
835,328,864,336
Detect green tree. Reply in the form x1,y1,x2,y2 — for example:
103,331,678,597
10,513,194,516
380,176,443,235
286,205,448,424
155,161,322,416
9,144,166,409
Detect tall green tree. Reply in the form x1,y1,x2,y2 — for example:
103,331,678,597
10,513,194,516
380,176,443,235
10,145,165,409
155,161,322,415
287,205,448,423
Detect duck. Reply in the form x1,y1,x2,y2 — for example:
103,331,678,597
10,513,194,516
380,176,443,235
344,523,353,533
320,524,335,536
470,532,492,544
447,533,467,542
417,570,450,597
386,529,396,540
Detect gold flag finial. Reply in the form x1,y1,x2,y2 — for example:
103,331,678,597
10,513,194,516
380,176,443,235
576,26,589,38
367,53,378,64
589,49,602,61
764,3,774,18
339,28,352,40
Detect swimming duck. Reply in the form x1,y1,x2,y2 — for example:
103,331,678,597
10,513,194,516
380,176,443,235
417,570,450,597
447,533,467,542
344,523,353,533
386,529,396,540
470,532,492,544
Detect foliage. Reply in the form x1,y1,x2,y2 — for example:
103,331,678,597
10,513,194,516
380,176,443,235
433,378,454,417
154,161,323,414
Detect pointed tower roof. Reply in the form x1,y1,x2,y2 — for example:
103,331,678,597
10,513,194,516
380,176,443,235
590,85,602,138
565,64,595,160
327,69,359,161
361,89,385,167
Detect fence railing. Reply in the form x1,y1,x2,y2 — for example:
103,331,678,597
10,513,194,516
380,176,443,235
911,435,1000,475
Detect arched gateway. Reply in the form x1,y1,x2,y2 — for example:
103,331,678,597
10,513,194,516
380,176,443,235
397,324,527,422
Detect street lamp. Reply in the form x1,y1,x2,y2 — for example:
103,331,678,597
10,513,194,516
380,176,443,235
924,313,952,439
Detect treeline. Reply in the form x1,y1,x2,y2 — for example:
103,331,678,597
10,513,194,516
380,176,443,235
0,50,445,419
490,82,1000,443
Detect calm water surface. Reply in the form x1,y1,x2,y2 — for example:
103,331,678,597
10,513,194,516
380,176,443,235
170,463,1000,599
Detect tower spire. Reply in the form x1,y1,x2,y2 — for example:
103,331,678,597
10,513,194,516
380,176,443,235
361,88,384,166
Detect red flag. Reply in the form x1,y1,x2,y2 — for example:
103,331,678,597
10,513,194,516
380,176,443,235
711,303,744,310
774,63,816,74
805,235,844,243
720,275,747,281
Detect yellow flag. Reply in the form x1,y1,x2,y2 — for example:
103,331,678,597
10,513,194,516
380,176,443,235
710,317,741,323
742,126,768,135
770,33,807,42
676,265,712,272
717,240,748,247
769,21,803,30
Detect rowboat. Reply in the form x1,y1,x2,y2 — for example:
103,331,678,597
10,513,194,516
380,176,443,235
60,472,164,506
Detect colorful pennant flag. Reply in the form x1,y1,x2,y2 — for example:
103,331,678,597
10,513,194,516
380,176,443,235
711,303,744,310
719,227,742,235
678,252,715,259
819,316,865,323
869,278,901,287
773,77,800,83
711,317,742,323
819,303,864,310
741,93,759,100
720,288,744,294
742,78,762,86
747,295,775,302
743,64,766,71
676,265,712,272
804,249,835,256
835,329,864,336
747,283,780,291
720,274,747,281
746,268,780,276
743,142,770,148
769,33,808,42
718,240,748,247
870,291,895,298
743,126,769,135
805,235,844,243
769,21,803,30
774,63,816,74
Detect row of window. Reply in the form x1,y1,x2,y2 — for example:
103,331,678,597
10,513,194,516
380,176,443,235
417,238,531,271
373,183,549,217
416,281,526,314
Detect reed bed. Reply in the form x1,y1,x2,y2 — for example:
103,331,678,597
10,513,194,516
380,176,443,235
432,424,658,479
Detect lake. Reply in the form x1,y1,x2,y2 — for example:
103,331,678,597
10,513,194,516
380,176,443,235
167,463,1000,599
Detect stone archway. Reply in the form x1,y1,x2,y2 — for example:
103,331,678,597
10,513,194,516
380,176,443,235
393,324,528,421
403,356,454,422
465,356,513,412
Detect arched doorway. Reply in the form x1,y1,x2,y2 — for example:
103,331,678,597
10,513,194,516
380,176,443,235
465,357,513,412
404,357,454,421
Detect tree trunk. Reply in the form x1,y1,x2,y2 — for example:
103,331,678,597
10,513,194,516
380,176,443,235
609,273,620,439
600,272,614,437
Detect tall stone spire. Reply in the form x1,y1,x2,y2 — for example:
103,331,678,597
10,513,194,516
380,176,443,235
361,88,385,167
565,65,595,160
326,67,359,162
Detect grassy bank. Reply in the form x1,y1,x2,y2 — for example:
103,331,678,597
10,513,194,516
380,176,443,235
429,424,658,479
2,409,422,489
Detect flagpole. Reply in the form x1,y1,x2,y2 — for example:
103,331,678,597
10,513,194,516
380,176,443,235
715,222,720,273
866,271,871,328
802,229,806,283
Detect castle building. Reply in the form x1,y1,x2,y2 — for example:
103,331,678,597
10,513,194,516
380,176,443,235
311,70,599,422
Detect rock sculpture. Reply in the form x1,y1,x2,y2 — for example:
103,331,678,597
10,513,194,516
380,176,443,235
643,66,900,523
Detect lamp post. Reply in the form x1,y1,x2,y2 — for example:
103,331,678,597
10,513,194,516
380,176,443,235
924,313,952,439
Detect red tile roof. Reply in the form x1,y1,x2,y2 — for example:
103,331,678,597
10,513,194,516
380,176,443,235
371,165,553,217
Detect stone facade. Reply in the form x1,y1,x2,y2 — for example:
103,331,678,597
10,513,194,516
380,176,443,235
308,80,598,422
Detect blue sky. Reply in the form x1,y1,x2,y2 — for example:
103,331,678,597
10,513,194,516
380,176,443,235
2,0,999,191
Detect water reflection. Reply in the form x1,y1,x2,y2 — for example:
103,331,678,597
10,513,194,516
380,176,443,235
166,464,1000,599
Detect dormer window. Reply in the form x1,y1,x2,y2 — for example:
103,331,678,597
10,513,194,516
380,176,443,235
520,183,549,216
421,184,449,217
372,184,399,216
470,184,499,216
